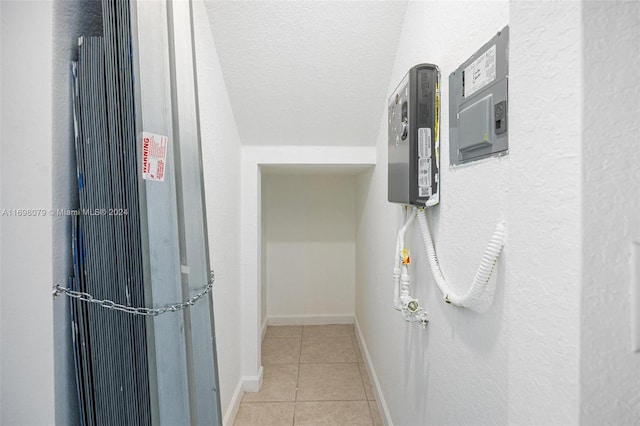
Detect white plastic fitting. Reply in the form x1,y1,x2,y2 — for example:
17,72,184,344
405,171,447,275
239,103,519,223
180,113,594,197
392,206,429,326
400,271,410,293
400,293,418,311
392,266,402,311
415,309,429,327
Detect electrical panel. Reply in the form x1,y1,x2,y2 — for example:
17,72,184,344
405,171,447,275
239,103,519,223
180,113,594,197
388,64,440,207
449,26,509,166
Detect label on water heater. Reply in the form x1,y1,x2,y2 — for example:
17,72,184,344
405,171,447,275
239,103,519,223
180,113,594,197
418,128,432,198
142,132,168,182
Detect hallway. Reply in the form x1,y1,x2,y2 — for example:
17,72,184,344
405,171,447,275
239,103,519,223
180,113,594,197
234,325,383,425
1,0,639,424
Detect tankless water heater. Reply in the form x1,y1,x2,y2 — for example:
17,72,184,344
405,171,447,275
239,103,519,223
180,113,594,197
388,64,440,207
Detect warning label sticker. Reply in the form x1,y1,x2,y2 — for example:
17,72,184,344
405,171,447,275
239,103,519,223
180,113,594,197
142,132,168,182
464,44,496,98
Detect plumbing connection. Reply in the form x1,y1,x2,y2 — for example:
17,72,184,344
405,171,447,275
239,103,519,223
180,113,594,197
393,206,507,326
393,206,429,327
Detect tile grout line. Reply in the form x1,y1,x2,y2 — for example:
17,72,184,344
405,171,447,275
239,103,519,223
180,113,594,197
259,325,371,425
292,326,303,425
243,399,371,404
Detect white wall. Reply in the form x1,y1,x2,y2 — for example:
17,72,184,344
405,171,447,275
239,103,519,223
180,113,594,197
355,3,511,424
0,1,55,424
355,1,584,424
264,174,356,321
261,178,268,329
581,1,640,423
239,146,376,395
192,1,243,421
507,2,583,423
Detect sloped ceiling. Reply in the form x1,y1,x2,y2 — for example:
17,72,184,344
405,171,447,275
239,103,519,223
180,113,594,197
203,0,408,146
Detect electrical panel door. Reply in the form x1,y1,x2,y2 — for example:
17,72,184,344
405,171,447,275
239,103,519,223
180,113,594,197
449,26,509,166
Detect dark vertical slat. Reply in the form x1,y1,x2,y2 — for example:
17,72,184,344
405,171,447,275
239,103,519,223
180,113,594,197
70,2,152,424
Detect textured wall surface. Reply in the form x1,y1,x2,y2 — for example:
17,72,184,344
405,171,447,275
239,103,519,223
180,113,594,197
193,1,243,420
507,1,583,423
264,174,356,319
356,1,585,424
204,1,407,146
0,1,55,424
355,2,512,424
581,1,640,423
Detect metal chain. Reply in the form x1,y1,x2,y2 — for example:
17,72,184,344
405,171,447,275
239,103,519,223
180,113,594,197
52,270,215,316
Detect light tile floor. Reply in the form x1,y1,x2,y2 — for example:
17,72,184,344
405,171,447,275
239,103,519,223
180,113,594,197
234,324,384,426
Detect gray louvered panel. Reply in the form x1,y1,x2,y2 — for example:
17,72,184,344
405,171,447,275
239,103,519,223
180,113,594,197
166,1,222,423
129,0,191,423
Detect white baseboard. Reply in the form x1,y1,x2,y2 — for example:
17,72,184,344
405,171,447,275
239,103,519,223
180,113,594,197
224,367,264,425
242,365,264,393
261,317,268,342
267,314,354,326
354,317,392,426
222,379,243,426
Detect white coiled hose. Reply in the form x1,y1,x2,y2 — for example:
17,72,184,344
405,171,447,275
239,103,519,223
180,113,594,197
416,209,507,312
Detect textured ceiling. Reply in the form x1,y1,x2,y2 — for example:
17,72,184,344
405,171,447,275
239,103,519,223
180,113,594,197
204,0,408,146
